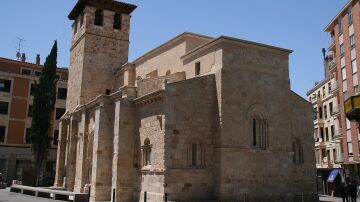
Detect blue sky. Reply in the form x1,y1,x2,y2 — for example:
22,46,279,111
0,0,348,97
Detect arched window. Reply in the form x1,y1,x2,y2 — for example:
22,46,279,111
252,117,267,149
94,10,103,26
113,13,121,30
143,139,152,166
246,104,268,150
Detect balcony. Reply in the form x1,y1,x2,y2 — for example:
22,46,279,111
328,59,337,72
333,128,343,140
329,82,339,94
328,37,336,50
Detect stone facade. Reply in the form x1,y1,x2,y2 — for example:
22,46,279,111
55,0,318,201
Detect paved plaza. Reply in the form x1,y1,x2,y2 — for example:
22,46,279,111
0,188,63,202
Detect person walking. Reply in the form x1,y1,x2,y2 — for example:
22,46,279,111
349,180,358,202
341,182,349,202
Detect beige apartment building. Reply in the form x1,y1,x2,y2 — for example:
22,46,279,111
0,55,68,186
307,55,342,196
324,0,360,182
54,0,317,201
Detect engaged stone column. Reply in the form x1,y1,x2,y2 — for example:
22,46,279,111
74,111,89,193
54,120,68,187
65,116,78,191
112,98,137,202
90,100,114,201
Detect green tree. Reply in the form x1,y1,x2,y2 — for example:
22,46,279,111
30,41,58,186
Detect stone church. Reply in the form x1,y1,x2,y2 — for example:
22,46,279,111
54,0,318,201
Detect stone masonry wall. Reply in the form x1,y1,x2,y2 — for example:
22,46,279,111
215,41,317,201
137,98,166,202
112,96,138,202
163,75,217,201
67,6,131,112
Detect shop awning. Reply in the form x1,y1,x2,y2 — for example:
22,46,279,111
327,169,341,182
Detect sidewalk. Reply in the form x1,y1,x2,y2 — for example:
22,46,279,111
319,195,360,202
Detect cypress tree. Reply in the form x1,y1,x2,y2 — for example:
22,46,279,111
30,41,58,186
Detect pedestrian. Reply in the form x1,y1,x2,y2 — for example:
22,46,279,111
349,180,358,202
341,182,349,202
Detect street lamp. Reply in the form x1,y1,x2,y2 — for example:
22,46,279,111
344,95,360,132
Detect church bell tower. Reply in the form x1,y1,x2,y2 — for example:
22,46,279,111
66,0,137,112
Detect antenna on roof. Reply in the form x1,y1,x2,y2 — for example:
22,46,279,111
15,37,25,61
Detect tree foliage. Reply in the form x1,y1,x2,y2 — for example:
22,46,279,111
30,41,58,186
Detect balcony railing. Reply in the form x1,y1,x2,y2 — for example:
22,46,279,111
328,59,337,72
329,82,339,94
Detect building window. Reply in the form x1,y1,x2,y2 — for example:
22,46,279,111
0,126,5,143
348,142,353,156
352,60,358,74
55,108,65,120
338,17,343,34
55,74,60,80
27,105,32,117
0,79,11,92
319,106,323,119
0,102,9,115
324,105,327,119
113,13,121,30
252,118,267,149
340,44,345,57
329,102,333,115
195,62,201,76
350,34,355,49
94,10,103,26
21,69,32,75
25,128,31,144
343,91,348,100
192,144,197,166
348,8,353,25
30,83,36,96
57,88,67,99
346,118,351,130
34,71,41,76
313,107,317,120
143,139,151,166
354,85,359,95
328,83,331,93
342,67,347,80
331,125,335,140
325,127,329,141
320,127,324,140
53,130,59,146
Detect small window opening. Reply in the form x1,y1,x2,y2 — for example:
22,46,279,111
192,144,197,166
113,13,121,30
105,89,111,95
95,10,103,26
195,62,201,76
143,139,152,166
